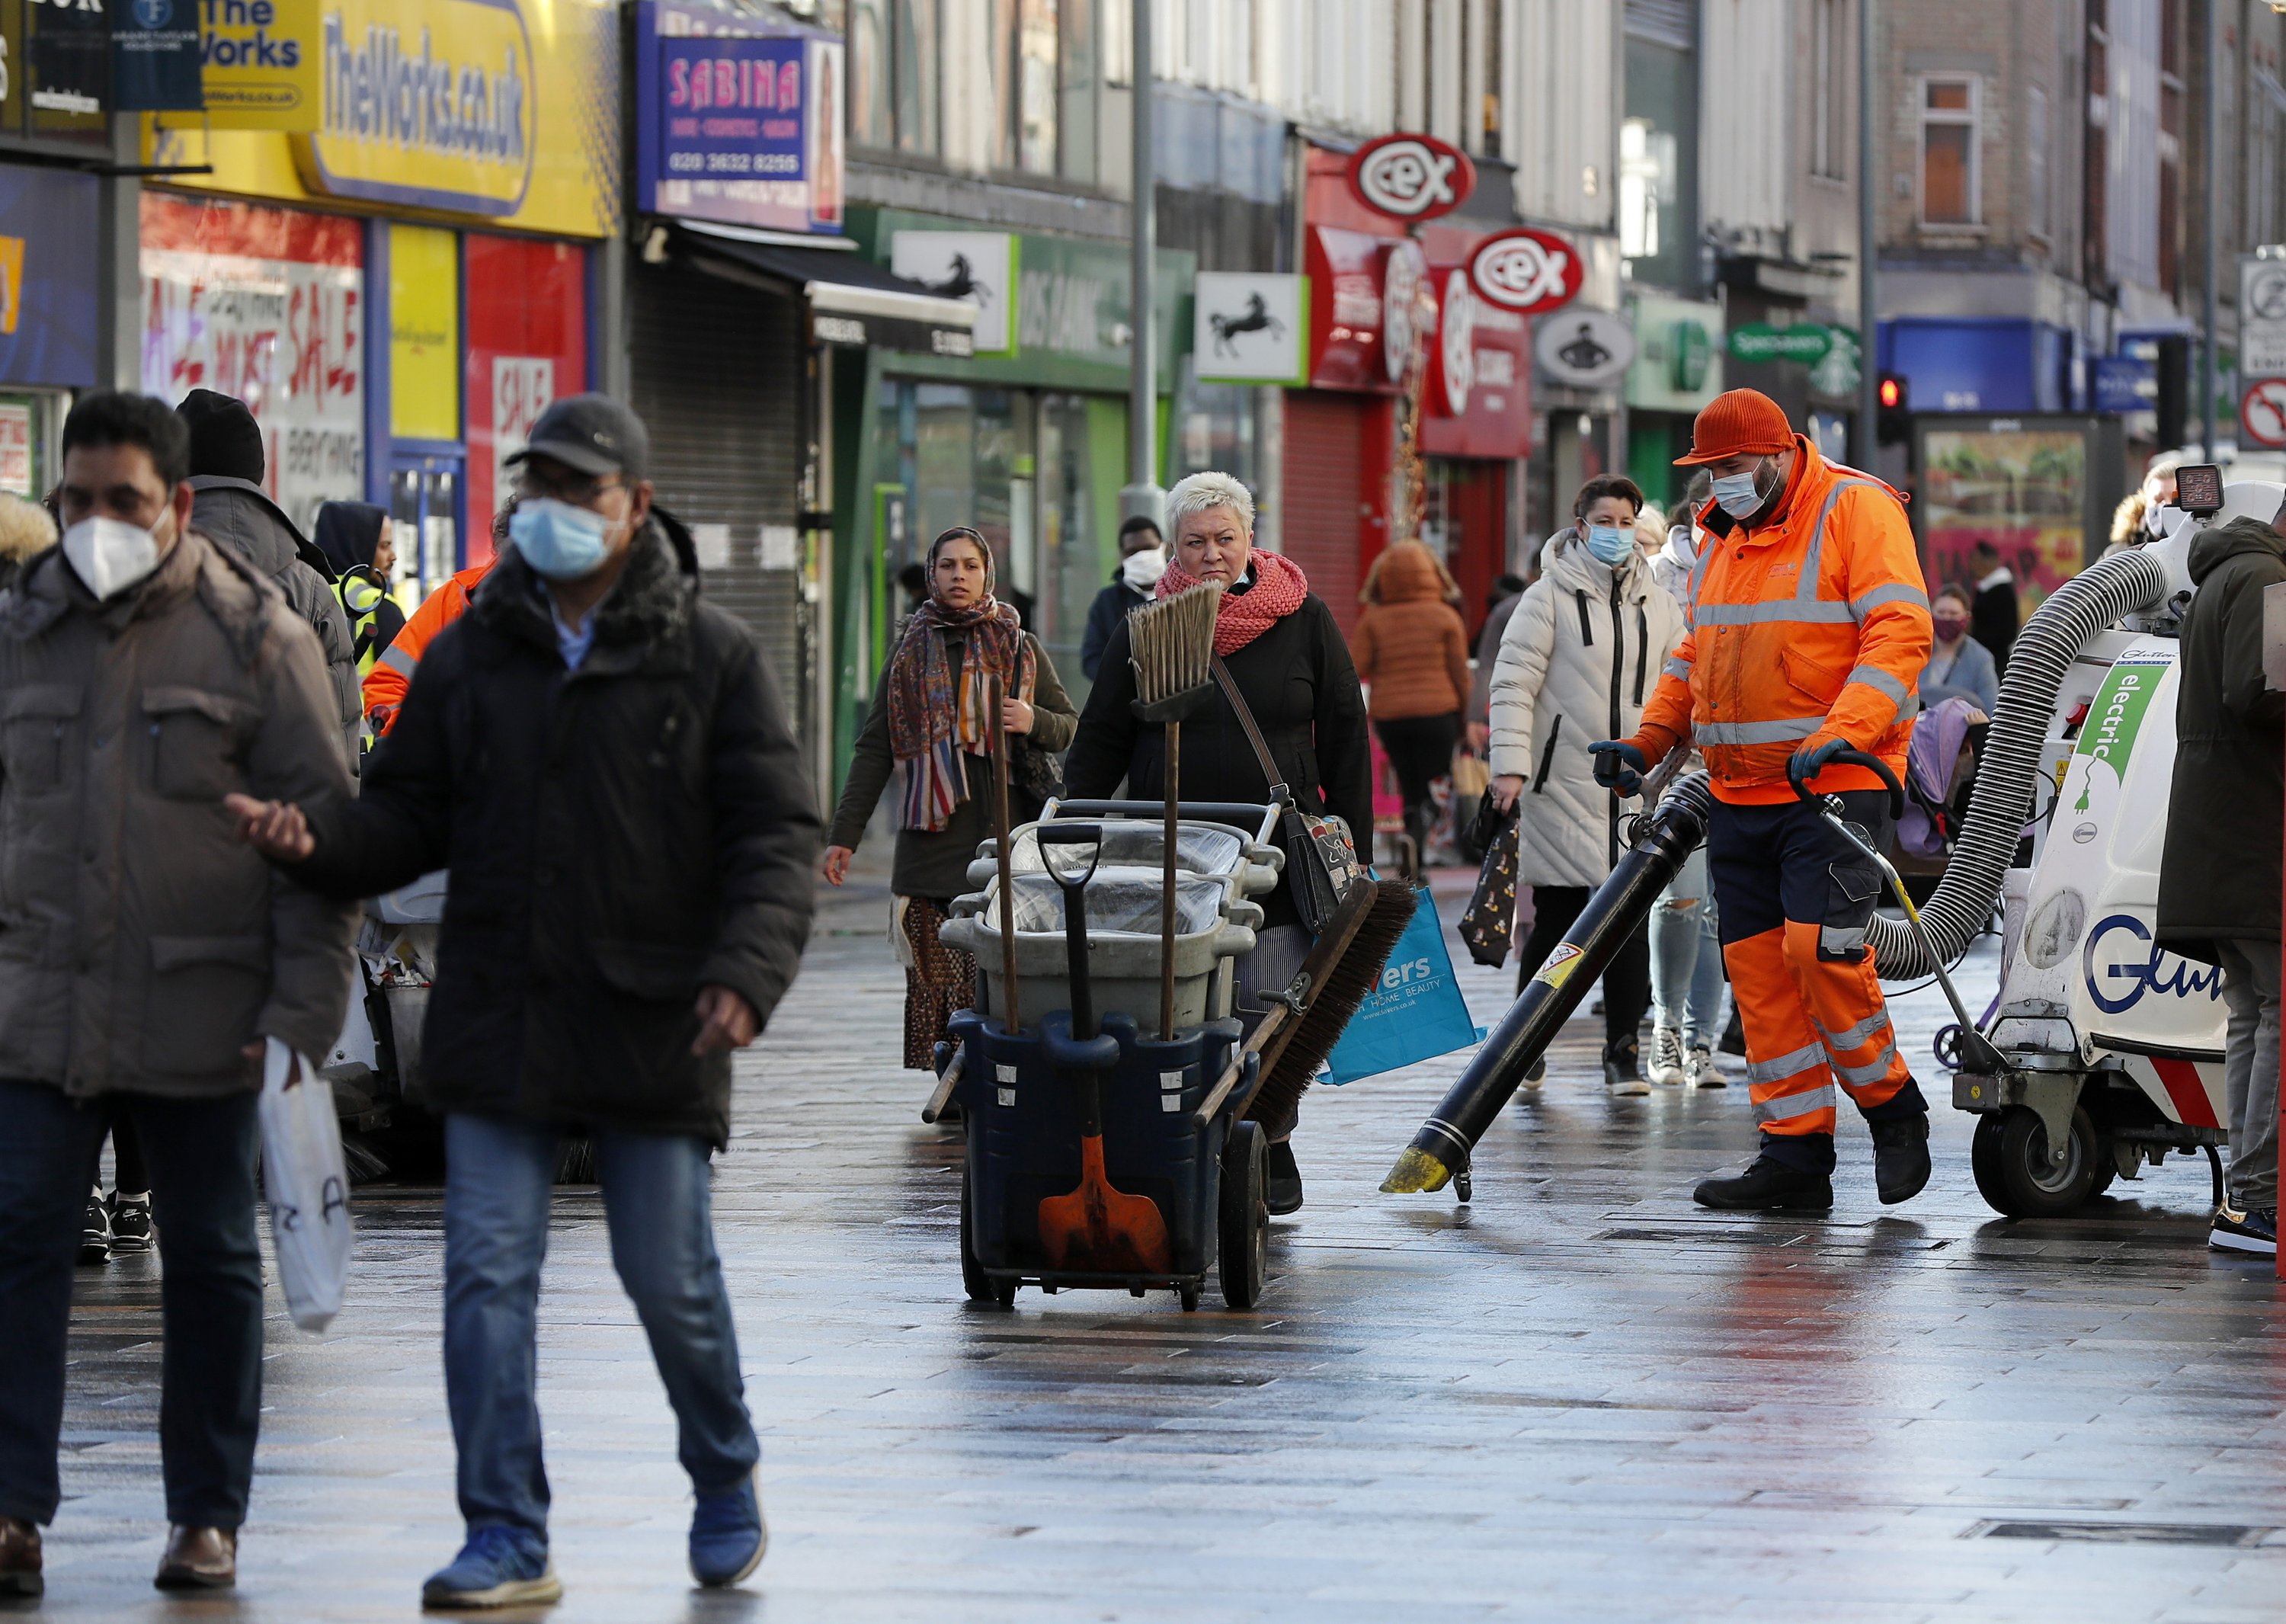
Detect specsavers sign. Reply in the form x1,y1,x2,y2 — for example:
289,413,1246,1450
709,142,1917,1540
146,0,617,239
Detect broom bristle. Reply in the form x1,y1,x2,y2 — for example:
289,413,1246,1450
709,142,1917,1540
1126,581,1222,703
1247,879,1417,1128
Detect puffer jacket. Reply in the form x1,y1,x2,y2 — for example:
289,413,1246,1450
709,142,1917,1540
0,530,357,1098
190,477,362,745
1350,542,1471,720
1487,530,1686,887
2156,516,2286,961
290,514,820,1148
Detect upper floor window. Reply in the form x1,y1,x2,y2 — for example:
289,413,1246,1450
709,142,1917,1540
1920,75,1980,226
1811,0,1847,180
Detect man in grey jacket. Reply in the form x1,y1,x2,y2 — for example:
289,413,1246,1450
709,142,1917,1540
177,390,362,747
0,392,356,1598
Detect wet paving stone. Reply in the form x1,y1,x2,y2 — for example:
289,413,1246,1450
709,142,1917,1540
22,872,2286,1621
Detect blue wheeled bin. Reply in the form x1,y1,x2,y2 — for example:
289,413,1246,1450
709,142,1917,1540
935,801,1282,1311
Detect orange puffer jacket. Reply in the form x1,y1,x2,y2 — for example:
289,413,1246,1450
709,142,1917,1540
1631,435,1931,805
1350,542,1470,721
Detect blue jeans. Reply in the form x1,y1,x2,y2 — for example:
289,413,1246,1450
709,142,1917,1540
443,1113,758,1542
0,1081,264,1529
1650,847,1727,1049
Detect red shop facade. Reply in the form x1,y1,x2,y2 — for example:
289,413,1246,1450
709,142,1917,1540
1288,146,1531,645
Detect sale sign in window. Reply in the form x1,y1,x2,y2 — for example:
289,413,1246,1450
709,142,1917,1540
465,233,588,561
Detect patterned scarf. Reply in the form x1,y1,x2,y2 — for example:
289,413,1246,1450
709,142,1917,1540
885,531,1035,832
1157,546,1311,655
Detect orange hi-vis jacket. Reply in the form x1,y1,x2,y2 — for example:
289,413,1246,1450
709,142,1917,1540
1631,435,1932,805
362,560,495,735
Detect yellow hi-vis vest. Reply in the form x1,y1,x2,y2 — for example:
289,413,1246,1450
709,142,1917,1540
335,567,390,681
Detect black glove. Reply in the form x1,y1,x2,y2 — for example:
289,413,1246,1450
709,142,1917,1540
1787,735,1850,793
1587,739,1647,796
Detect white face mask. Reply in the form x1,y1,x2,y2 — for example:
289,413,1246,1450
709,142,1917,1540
62,514,165,601
1710,459,1775,521
1121,545,1168,591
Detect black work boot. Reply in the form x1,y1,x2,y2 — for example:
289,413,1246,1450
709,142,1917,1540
1263,1140,1303,1215
1693,1157,1835,1212
1869,1113,1932,1204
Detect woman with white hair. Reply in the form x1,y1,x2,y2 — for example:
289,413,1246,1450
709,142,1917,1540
1066,471,1372,1216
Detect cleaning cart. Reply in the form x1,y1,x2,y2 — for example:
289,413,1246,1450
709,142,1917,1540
935,797,1288,1311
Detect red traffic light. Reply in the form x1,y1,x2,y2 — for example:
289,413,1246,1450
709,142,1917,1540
1878,376,1903,409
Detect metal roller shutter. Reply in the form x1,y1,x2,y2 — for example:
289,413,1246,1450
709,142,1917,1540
1280,391,1367,639
629,260,809,751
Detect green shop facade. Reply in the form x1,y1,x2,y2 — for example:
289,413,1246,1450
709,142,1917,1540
827,208,1196,793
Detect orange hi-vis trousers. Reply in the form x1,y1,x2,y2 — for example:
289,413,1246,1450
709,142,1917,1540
1708,789,1926,1173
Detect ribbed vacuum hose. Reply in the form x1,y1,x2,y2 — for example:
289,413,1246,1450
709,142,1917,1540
1868,549,2168,978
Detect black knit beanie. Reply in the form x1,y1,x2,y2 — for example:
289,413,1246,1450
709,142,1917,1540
178,389,265,483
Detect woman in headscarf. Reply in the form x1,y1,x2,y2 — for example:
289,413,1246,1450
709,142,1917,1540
1066,471,1372,1215
824,526,1077,1070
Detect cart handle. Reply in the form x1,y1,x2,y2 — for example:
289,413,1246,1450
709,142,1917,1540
1047,798,1283,849
1789,746,1905,822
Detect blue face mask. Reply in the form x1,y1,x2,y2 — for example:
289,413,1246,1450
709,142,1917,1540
1711,462,1771,521
510,498,616,581
1583,523,1634,566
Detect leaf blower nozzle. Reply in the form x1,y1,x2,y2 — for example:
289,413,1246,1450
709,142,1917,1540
1380,773,1717,1199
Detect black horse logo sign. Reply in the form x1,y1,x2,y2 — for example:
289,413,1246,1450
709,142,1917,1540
1209,291,1284,358
924,252,994,308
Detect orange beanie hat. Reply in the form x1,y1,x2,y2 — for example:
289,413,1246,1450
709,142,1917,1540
1675,389,1795,466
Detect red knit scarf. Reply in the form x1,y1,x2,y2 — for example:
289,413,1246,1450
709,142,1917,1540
1157,548,1310,655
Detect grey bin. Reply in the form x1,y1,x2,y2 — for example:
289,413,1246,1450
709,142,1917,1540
940,860,1266,1032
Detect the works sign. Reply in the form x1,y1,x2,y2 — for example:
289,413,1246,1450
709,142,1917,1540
298,0,536,216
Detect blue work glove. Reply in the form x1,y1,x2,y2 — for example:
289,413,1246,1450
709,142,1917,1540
1587,739,1647,796
1787,734,1851,794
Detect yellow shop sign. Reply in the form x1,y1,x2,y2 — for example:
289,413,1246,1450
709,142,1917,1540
293,0,536,217
202,0,324,132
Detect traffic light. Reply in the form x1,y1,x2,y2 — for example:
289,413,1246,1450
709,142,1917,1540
1876,372,1910,445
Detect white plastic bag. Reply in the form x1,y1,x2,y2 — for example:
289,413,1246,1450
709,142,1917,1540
258,1036,353,1333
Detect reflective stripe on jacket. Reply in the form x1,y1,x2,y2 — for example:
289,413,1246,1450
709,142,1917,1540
1634,434,1931,805
335,568,390,680
362,560,494,733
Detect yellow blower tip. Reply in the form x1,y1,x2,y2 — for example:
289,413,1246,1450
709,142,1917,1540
1380,1145,1452,1194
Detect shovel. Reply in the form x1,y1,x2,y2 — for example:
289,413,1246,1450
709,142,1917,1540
1033,825,1172,1274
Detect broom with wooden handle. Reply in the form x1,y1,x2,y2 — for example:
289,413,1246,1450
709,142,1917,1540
1123,582,1222,1039
988,672,1022,1034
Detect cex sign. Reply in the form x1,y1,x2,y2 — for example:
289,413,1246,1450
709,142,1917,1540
1345,133,1475,223
1468,227,1583,317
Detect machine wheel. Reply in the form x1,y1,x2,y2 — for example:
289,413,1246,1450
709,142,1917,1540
1178,1284,1200,1312
1970,1115,2012,1213
2086,1129,2120,1198
959,1177,1000,1305
1218,1120,1269,1310
1981,1105,2101,1218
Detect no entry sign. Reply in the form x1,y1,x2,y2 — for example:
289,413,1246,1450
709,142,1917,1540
2242,378,2286,448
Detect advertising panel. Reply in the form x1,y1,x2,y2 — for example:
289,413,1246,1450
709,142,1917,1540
389,225,459,441
1919,423,2089,616
464,233,587,558
1193,272,1306,385
636,2,844,235
139,193,367,532
201,0,324,130
1420,263,1531,460
0,165,99,389
145,0,620,239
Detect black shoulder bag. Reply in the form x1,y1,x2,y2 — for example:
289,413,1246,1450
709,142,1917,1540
1210,658,1362,934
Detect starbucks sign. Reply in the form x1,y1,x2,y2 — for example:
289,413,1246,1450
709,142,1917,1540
1727,322,1836,365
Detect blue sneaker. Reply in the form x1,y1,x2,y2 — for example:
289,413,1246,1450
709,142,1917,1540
689,1466,767,1588
420,1526,562,1610
2211,1205,2278,1256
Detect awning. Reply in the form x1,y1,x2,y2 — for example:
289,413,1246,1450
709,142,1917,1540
666,220,978,357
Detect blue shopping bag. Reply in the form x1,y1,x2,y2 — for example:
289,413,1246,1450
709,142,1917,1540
1322,886,1484,1086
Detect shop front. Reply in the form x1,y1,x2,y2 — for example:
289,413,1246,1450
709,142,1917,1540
140,0,620,601
1417,232,1533,641
1623,290,1727,517
828,212,1193,783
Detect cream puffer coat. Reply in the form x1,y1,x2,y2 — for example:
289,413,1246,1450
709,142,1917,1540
1487,530,1688,888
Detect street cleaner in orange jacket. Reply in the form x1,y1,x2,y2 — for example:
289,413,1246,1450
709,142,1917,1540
1590,390,1935,1211
360,504,515,735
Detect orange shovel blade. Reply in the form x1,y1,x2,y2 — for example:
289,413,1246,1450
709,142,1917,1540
1038,1134,1172,1273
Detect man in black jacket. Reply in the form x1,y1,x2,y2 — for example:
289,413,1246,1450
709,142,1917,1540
228,396,818,1606
2157,503,2286,1257
1967,539,2019,677
1078,514,1167,681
